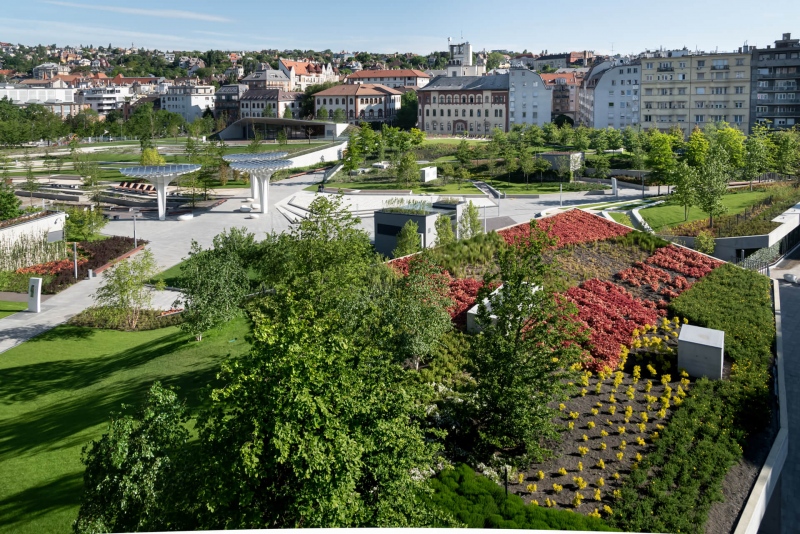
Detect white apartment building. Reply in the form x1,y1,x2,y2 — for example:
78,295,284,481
0,85,85,118
161,84,215,122
279,60,338,91
77,86,133,114
579,61,641,129
345,69,430,88
508,67,552,127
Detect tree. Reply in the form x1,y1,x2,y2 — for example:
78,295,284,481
139,147,166,166
590,128,608,155
552,154,572,183
743,124,773,188
126,103,156,150
393,219,421,257
524,124,544,148
276,128,288,145
486,51,506,71
518,149,536,187
245,131,264,153
395,90,418,130
21,163,39,201
645,131,676,185
262,104,276,118
176,238,250,341
605,127,623,150
440,163,454,185
542,122,560,145
64,206,108,241
470,223,585,464
501,142,518,183
685,127,709,168
455,139,473,167
0,176,22,221
332,108,346,124
342,139,364,175
671,161,699,221
394,151,419,186
283,106,294,119
572,126,591,153
74,383,191,534
773,129,800,176
317,107,329,120
592,154,610,179
455,166,471,190
458,200,482,239
708,123,746,171
695,231,715,255
695,147,730,228
622,126,642,153
93,249,161,330
434,214,455,246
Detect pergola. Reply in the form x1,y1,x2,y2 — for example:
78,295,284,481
118,164,201,221
222,152,290,212
224,159,293,214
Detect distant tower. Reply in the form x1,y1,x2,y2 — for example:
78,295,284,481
446,39,485,77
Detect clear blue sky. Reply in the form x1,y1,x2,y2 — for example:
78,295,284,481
1,0,795,55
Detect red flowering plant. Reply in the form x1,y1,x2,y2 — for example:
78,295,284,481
16,258,87,276
498,210,632,248
645,245,723,279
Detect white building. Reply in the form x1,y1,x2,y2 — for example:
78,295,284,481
446,41,486,77
160,84,215,122
508,67,552,127
345,69,430,88
314,84,402,124
279,59,338,91
579,60,641,129
77,86,133,114
239,89,303,119
32,63,70,79
0,85,85,118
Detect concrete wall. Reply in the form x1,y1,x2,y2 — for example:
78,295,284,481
373,210,439,257
287,142,347,169
0,211,65,244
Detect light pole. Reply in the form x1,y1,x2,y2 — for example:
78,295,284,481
129,207,140,248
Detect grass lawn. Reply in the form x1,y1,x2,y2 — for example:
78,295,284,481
422,138,486,146
308,179,482,195
152,262,185,287
639,190,773,231
0,301,27,319
0,317,252,534
609,211,635,227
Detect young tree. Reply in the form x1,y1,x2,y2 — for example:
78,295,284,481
458,200,482,239
592,154,611,179
709,123,746,171
317,107,329,120
645,131,676,185
552,154,573,183
175,239,250,341
605,127,624,150
0,178,22,221
262,104,276,118
394,151,419,187
342,141,364,175
332,108,346,123
685,127,709,168
65,206,108,241
393,219,421,258
590,128,608,155
542,122,560,145
773,129,800,176
440,162,454,185
21,164,39,201
470,224,585,464
518,149,536,187
743,124,773,188
283,106,294,119
93,249,161,330
524,124,544,148
455,139,473,167
434,213,455,246
572,126,591,153
671,161,699,221
696,147,730,228
455,166,471,190
245,130,264,154
501,143,518,184
622,126,642,153
139,147,166,166
276,128,288,146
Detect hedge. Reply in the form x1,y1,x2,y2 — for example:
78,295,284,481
429,464,617,531
611,264,775,533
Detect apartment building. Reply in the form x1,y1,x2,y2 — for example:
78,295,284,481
240,89,303,119
160,84,215,122
313,84,402,124
241,68,291,91
345,69,430,88
508,67,552,127
751,33,800,129
445,41,487,77
32,63,70,79
77,86,133,114
578,60,641,129
640,48,752,134
417,75,509,135
279,59,338,91
214,84,248,124
539,72,581,123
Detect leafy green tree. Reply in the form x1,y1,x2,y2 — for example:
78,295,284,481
74,383,192,534
685,127,709,168
696,147,730,228
605,127,623,150
262,104,276,118
501,143,518,183
590,128,608,155
743,124,773,187
645,131,676,184
524,124,544,148
572,126,591,153
332,108,346,123
21,164,39,201
283,106,294,119
139,147,166,166
552,154,573,183
317,107,329,120
440,163,454,185
456,166,471,190
455,139,473,167
126,103,157,150
486,51,506,71
342,139,364,174
695,231,715,255
0,175,22,221
395,90,419,130
708,123,746,170
592,154,610,179
458,200,482,239
773,129,800,176
622,126,642,153
518,149,536,187
245,131,264,154
93,249,161,330
176,239,250,341
542,122,560,145
470,224,585,464
277,128,288,145
394,219,421,257
434,214,455,246
671,161,699,221
64,206,108,241
394,151,419,186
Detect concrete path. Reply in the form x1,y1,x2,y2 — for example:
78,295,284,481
778,282,800,533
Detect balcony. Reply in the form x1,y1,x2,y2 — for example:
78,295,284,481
711,65,730,70
757,110,799,117
657,66,674,72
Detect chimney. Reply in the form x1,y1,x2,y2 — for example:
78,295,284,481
783,33,791,40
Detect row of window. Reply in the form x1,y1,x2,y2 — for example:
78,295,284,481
424,94,505,104
423,108,502,118
642,86,746,95
643,101,746,109
642,114,745,123
644,58,746,69
610,79,639,86
425,121,504,132
757,93,798,100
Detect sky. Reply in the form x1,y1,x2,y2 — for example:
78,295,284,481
1,0,796,56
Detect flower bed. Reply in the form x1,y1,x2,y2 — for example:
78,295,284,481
498,210,632,248
645,244,723,279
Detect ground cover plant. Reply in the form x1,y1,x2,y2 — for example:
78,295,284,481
608,212,633,228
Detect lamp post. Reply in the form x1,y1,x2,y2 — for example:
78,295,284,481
130,208,140,248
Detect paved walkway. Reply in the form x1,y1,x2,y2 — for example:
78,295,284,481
778,282,800,533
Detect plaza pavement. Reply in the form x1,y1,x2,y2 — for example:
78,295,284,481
0,173,644,354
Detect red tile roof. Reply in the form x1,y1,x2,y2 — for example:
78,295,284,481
280,59,324,75
314,83,402,97
539,72,579,86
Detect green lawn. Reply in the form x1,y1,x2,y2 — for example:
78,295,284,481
0,318,251,534
639,191,774,231
609,212,635,228
152,262,185,288
0,300,27,319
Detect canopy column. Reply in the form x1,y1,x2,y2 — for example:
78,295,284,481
118,165,202,221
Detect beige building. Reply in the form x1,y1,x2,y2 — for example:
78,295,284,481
417,75,510,135
640,48,751,134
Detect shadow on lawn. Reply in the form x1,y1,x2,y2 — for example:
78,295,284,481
0,332,189,405
0,471,82,529
0,362,220,462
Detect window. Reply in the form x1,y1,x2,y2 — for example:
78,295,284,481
735,71,744,78
711,87,727,95
679,62,687,69
757,80,769,88
644,114,652,122
426,109,429,116
696,87,706,95
696,60,705,67
678,87,687,95
470,109,473,117
733,115,744,123
735,86,745,94
695,115,705,123
645,75,653,81
736,58,745,66
522,112,526,118
735,101,744,108
447,109,451,117
756,106,768,113
644,88,653,96
477,110,481,117
645,62,653,69
697,73,705,80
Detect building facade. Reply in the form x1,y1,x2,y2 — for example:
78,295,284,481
578,61,641,129
241,69,291,91
0,85,86,118
313,84,402,123
160,84,215,122
32,63,70,79
640,48,752,134
751,33,800,129
239,89,303,119
214,84,248,124
539,72,581,122
417,75,510,135
345,69,430,88
279,60,338,91
533,54,569,72
446,41,486,77
77,86,133,114
508,67,552,127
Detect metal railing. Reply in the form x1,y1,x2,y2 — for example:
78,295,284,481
734,256,770,275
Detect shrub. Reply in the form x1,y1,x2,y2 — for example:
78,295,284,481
694,231,715,255
427,464,616,530
69,307,183,331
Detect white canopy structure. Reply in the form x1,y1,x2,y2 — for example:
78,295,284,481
223,152,290,206
225,159,293,214
119,164,201,221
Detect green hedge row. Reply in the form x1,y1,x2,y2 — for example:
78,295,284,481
611,264,775,533
429,464,617,531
